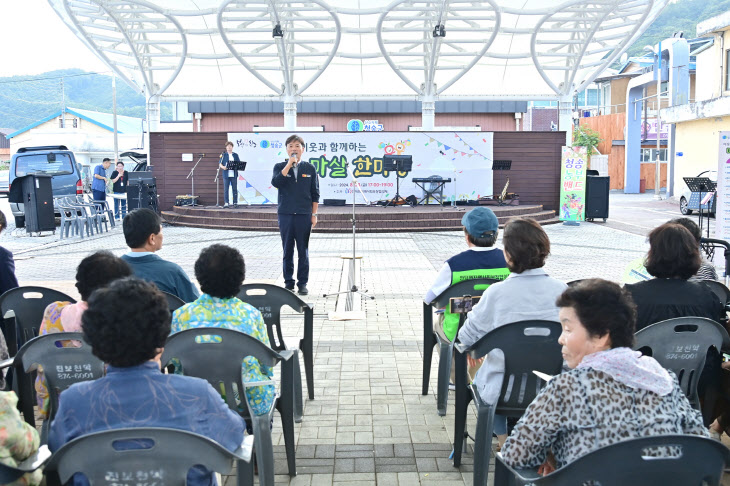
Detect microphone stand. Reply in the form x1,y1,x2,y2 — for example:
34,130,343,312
186,153,204,207
215,161,221,208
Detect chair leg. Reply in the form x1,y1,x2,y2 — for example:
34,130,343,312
277,397,297,477
299,334,314,400
250,414,276,486
452,355,470,468
436,338,453,416
293,350,303,423
472,404,496,486
16,372,35,428
422,303,436,395
236,458,254,486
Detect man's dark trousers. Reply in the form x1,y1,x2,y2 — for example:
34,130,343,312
278,213,312,288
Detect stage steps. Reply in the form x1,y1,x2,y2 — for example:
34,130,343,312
161,204,558,233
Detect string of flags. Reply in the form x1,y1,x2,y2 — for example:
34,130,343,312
424,135,489,161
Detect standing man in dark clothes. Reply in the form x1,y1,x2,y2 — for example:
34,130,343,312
219,141,241,208
0,211,19,296
271,135,320,295
120,208,200,303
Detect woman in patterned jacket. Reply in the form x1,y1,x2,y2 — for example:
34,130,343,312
501,278,708,476
172,244,275,420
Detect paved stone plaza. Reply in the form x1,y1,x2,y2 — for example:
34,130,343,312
0,194,726,485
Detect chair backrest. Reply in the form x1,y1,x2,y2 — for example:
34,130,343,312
15,332,105,420
517,435,730,486
702,280,730,308
634,317,729,404
431,278,499,309
161,327,285,415
0,286,76,354
162,291,187,312
237,283,312,351
465,320,563,415
46,427,238,485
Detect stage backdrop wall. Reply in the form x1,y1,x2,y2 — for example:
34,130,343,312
226,132,492,205
150,131,564,211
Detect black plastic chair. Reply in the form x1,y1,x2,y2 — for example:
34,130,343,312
422,278,497,416
45,427,253,486
452,320,563,486
15,332,105,442
494,434,730,486
634,316,730,414
0,286,76,427
163,291,187,312
703,280,730,313
162,327,296,486
238,283,315,421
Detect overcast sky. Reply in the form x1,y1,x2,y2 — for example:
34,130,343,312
2,0,108,77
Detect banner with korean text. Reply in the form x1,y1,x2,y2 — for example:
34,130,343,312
226,132,493,204
559,146,587,222
716,132,730,242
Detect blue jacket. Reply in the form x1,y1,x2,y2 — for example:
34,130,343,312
121,253,200,303
271,160,320,215
49,362,245,486
220,152,241,171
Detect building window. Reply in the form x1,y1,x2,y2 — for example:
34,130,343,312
640,148,667,162
72,118,78,128
726,50,730,91
59,117,63,128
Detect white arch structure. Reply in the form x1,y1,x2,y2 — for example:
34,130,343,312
49,0,668,132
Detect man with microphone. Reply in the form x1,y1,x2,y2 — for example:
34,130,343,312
271,135,320,295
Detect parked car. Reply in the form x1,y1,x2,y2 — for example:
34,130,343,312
8,145,83,228
679,169,717,216
0,170,8,197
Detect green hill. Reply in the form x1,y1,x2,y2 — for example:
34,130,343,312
621,0,730,63
0,69,172,132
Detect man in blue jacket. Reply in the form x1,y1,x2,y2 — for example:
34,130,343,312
120,208,200,302
271,135,320,295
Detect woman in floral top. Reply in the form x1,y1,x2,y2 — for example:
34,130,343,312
501,279,707,475
0,391,43,486
172,244,275,417
34,252,131,418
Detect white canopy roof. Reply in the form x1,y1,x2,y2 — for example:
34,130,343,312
49,0,668,101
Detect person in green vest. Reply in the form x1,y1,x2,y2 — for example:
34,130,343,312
425,206,510,344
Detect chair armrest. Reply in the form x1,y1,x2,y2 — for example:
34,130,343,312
278,349,295,361
231,435,254,463
494,453,541,486
14,445,52,472
454,342,469,354
0,357,14,370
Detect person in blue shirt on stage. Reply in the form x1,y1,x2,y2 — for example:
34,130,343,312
271,135,320,296
91,158,111,202
220,141,241,207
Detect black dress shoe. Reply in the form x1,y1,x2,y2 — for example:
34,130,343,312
297,285,309,295
285,285,295,292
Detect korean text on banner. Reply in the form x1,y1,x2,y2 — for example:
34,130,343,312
716,132,730,242
559,146,587,222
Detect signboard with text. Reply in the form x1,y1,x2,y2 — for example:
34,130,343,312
716,132,730,243
226,132,494,205
559,146,587,222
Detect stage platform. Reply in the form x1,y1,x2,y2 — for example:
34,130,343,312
161,203,558,233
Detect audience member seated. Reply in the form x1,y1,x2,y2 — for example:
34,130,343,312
670,217,718,281
121,208,200,303
624,222,724,331
35,251,131,419
424,206,509,344
457,217,567,447
172,244,275,419
49,277,245,486
0,211,19,296
501,279,708,475
0,391,42,486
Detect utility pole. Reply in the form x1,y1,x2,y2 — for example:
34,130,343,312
655,41,662,200
112,76,118,163
60,77,65,128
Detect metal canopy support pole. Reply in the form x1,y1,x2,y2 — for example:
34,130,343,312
145,91,160,159
558,96,573,146
283,97,297,131
422,97,436,131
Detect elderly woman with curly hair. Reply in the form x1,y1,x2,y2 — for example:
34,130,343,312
49,277,245,486
35,251,131,419
172,244,275,419
501,279,708,475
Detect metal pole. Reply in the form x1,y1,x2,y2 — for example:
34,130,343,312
655,42,662,200
112,76,119,164
60,78,65,128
